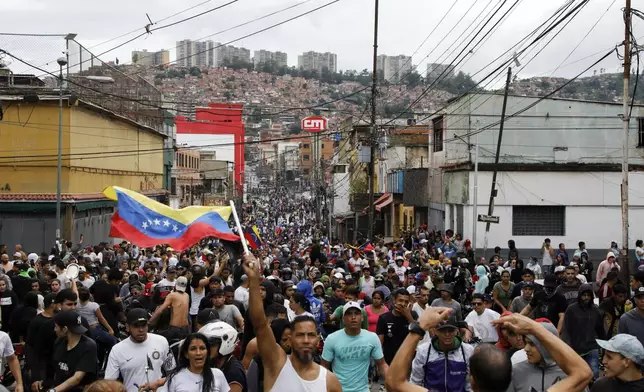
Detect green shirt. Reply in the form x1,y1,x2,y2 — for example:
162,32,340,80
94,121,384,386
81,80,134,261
333,305,369,330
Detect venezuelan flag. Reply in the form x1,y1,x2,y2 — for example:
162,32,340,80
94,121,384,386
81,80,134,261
104,186,240,249
244,226,262,250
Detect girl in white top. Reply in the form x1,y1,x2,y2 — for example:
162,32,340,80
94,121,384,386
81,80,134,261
167,333,230,392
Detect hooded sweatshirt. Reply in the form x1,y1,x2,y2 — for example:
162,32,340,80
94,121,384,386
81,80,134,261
296,280,325,325
562,283,605,354
596,252,619,285
474,265,489,294
508,322,568,392
617,307,644,344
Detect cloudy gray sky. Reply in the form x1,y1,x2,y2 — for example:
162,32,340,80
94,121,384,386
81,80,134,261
0,0,641,84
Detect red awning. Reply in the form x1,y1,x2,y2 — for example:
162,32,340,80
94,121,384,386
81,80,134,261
376,193,394,212
362,193,391,215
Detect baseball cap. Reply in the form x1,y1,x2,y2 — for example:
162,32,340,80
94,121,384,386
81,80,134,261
197,308,219,326
544,274,558,289
436,318,460,331
166,266,177,273
554,266,565,273
126,308,150,325
54,310,87,334
342,301,362,316
143,282,154,297
211,288,225,297
78,265,87,273
175,276,188,292
523,281,536,289
596,334,644,366
634,286,644,297
333,272,343,279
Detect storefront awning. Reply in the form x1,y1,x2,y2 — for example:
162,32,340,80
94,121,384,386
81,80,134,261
375,193,394,212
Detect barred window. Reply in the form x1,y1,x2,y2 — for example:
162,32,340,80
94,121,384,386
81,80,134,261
512,206,565,236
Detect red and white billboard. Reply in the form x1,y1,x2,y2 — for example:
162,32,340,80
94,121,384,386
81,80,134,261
301,116,328,133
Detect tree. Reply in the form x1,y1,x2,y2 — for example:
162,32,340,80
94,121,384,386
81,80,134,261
132,53,139,64
189,67,201,77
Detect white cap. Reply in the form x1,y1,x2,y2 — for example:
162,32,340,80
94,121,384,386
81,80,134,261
27,253,39,263
175,276,188,292
406,285,416,294
333,272,343,279
342,301,362,316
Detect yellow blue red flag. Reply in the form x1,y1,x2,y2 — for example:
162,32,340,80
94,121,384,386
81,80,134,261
103,186,240,249
244,225,263,250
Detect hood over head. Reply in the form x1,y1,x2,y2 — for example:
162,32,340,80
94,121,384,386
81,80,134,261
297,280,315,301
260,280,275,306
476,265,487,278
527,321,559,366
577,283,594,307
495,311,513,351
606,251,616,261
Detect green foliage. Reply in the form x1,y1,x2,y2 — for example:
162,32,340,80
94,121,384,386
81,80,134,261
189,67,201,77
432,71,478,95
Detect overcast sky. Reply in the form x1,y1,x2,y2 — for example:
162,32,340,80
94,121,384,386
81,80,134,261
0,0,641,84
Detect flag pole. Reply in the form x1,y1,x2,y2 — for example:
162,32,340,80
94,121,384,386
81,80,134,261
230,200,250,256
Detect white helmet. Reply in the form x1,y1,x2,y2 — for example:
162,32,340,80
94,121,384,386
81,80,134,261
198,321,238,356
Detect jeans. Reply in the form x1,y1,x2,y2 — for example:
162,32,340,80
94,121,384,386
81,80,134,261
90,326,118,365
582,349,599,380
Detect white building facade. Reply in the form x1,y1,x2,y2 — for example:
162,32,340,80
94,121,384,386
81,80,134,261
430,92,644,254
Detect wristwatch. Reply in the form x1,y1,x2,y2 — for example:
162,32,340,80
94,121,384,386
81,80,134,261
408,322,425,337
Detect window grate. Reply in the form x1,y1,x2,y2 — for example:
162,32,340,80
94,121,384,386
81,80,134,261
638,118,644,148
512,206,565,236
432,116,444,152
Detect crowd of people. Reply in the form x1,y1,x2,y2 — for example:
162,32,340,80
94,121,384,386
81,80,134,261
0,188,641,391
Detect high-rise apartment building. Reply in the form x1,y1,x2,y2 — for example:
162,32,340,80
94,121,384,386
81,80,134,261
131,49,170,67
214,43,251,67
297,51,337,74
377,54,412,83
253,50,288,69
426,63,456,81
176,40,215,68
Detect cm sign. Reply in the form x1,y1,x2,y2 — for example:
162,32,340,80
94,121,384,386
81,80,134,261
302,116,328,133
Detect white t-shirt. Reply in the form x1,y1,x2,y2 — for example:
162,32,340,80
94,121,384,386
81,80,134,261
167,367,230,392
234,286,249,310
158,278,176,288
465,309,501,343
105,333,176,392
412,302,427,316
0,331,14,374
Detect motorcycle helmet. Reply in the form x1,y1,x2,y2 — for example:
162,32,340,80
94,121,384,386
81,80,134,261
198,321,238,356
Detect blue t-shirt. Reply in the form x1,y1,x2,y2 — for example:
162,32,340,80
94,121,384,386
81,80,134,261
321,329,383,392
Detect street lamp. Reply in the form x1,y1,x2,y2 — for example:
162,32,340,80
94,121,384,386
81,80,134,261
56,56,67,240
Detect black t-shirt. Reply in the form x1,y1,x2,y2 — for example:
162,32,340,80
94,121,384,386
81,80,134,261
0,290,18,332
376,310,418,365
221,356,247,392
530,290,568,327
25,313,51,347
49,335,97,391
90,280,118,305
590,376,644,392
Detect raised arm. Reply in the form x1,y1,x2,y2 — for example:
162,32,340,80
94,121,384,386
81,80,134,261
385,307,452,392
492,313,592,392
243,254,286,378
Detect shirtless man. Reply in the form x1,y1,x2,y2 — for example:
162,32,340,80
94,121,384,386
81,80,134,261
244,254,342,392
149,276,190,342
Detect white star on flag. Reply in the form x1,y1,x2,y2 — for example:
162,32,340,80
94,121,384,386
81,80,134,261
172,225,179,232
147,219,153,225
163,220,170,227
142,222,149,229
153,219,161,226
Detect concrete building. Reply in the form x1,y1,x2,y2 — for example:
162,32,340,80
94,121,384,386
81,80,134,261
200,151,233,206
215,43,251,67
0,92,169,251
426,63,456,81
297,51,337,74
176,40,214,67
253,50,288,69
427,92,644,256
175,148,201,207
131,49,170,67
377,54,413,83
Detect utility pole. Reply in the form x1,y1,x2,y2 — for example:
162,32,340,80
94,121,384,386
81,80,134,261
483,67,512,258
367,0,379,241
472,130,480,260
620,0,632,283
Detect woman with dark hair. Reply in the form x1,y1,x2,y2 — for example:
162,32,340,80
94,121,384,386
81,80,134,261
10,290,38,342
190,266,209,331
510,259,524,284
365,290,388,333
166,332,230,392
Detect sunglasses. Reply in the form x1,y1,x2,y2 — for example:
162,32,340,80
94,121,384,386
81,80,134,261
472,302,484,306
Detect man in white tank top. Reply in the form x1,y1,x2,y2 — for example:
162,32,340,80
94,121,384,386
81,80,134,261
243,254,342,392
